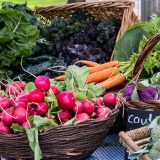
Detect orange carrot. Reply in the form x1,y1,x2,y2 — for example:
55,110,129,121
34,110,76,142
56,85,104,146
86,67,118,83
77,60,100,67
90,61,119,73
55,75,66,81
97,73,125,90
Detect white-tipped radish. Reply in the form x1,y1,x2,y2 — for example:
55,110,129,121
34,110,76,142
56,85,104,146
96,107,111,119
76,113,90,122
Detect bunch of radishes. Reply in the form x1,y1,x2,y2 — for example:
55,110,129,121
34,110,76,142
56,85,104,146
0,75,117,134
57,91,117,123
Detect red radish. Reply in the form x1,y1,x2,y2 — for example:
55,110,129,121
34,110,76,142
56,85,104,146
8,85,21,95
50,86,60,96
81,99,94,115
96,107,111,119
0,122,12,134
28,105,38,116
16,92,29,101
93,97,104,106
22,121,31,129
28,89,44,103
57,91,75,110
12,81,26,90
76,113,90,122
72,102,84,114
58,110,72,122
94,105,105,110
36,102,48,116
14,99,28,109
14,108,27,124
1,108,14,126
34,76,50,92
103,93,117,106
0,97,11,110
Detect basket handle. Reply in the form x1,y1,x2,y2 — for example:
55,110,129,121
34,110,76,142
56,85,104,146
132,32,160,81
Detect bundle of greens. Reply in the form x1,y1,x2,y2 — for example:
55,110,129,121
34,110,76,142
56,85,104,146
115,15,160,79
0,9,39,80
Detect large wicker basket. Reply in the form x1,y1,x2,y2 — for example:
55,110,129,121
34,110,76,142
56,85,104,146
34,0,138,58
119,32,160,111
119,126,151,160
0,111,118,160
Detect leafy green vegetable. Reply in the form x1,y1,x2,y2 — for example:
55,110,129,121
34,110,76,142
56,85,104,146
24,82,36,92
11,123,25,133
116,15,160,79
25,115,58,160
26,128,42,160
0,9,39,80
150,72,160,87
64,65,104,100
1,2,42,28
114,26,146,61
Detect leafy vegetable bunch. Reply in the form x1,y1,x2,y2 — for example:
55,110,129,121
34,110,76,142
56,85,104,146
123,72,160,101
0,4,40,80
115,15,160,79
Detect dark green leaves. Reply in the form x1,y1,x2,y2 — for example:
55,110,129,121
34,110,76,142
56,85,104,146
0,9,39,79
114,24,147,61
1,2,42,28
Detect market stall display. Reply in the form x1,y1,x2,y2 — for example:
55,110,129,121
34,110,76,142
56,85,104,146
1,0,160,160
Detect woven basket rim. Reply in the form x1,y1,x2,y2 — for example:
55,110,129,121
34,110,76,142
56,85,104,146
35,0,135,9
0,109,118,137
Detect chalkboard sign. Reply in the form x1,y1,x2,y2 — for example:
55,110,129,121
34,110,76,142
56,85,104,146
126,108,160,131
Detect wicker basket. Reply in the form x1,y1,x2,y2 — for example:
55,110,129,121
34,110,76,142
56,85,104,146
119,32,160,111
119,126,151,160
34,0,138,58
0,111,118,160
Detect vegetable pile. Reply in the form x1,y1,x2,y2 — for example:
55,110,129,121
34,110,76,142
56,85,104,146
0,2,121,80
0,65,118,160
55,60,125,91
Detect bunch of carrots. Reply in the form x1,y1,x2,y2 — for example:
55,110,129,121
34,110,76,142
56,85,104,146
55,60,125,91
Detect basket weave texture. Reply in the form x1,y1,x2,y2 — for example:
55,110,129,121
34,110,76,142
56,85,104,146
119,32,160,111
119,126,151,160
34,0,137,44
0,111,118,160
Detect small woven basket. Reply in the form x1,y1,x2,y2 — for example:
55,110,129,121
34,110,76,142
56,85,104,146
119,126,151,160
34,0,138,58
0,111,118,160
119,32,160,111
